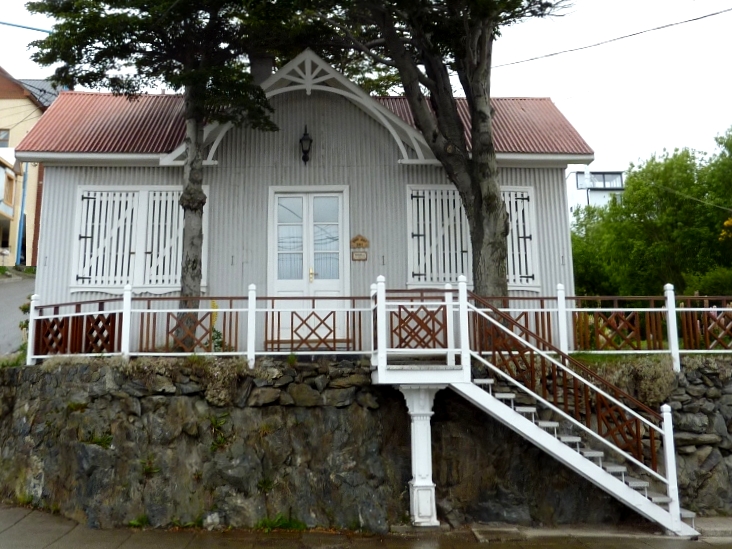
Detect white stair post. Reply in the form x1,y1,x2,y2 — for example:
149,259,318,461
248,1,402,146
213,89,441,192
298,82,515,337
664,284,681,373
458,276,471,382
121,284,132,359
445,283,455,367
370,283,378,368
556,283,569,354
247,284,256,369
400,385,444,527
26,294,39,366
662,404,682,532
376,276,387,375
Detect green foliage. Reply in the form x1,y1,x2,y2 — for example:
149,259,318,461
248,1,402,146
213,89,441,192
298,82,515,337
287,353,297,367
209,413,230,452
66,401,87,413
571,134,732,297
140,455,160,477
0,342,26,369
85,431,113,449
684,266,732,296
0,266,6,276
255,513,307,532
257,477,274,493
129,515,150,528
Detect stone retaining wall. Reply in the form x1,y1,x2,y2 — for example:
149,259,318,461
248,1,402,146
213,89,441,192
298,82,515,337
0,356,661,530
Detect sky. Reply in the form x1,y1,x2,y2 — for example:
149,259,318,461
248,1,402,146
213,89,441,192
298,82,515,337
1,0,731,199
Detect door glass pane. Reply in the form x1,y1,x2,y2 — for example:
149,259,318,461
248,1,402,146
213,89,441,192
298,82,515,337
278,225,302,251
314,224,339,251
278,253,303,279
314,252,339,279
278,196,303,223
313,196,338,223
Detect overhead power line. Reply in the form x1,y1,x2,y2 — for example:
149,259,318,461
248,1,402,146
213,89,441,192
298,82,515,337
0,20,50,33
495,7,732,68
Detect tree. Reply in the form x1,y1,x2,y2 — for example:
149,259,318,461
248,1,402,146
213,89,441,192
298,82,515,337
27,0,325,304
316,0,566,296
571,134,732,296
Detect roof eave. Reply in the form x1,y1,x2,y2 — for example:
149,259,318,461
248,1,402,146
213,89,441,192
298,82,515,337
14,152,168,167
399,152,594,167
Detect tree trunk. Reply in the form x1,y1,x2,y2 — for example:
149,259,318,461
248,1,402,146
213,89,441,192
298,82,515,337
177,86,207,351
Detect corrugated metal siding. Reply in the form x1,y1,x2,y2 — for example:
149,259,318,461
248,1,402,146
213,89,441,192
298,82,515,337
37,89,575,307
36,166,183,304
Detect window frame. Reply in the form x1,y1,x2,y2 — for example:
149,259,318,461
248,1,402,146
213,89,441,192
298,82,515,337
71,185,209,294
0,129,9,148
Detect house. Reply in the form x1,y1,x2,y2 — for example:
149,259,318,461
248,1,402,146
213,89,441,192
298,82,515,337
0,67,61,265
0,150,21,261
17,50,592,309
14,51,702,536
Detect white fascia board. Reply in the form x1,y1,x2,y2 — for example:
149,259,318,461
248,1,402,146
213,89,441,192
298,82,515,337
400,153,594,168
15,152,165,167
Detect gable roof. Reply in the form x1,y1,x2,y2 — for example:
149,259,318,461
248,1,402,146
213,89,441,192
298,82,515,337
0,67,59,111
16,50,592,164
18,92,591,156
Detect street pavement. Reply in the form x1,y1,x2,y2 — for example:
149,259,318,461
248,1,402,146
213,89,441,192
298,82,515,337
0,275,35,355
1,505,732,549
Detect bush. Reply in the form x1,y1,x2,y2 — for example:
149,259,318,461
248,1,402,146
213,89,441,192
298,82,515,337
684,266,732,296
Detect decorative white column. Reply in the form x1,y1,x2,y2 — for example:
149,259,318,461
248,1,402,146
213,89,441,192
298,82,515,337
664,284,681,373
400,385,444,527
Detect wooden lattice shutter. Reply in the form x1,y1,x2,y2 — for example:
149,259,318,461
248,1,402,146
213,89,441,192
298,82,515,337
409,186,538,288
143,190,183,286
502,188,537,287
409,187,471,284
75,190,138,287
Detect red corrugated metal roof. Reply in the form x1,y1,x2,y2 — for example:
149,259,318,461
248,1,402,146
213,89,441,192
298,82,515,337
17,92,185,154
18,91,592,156
377,97,593,155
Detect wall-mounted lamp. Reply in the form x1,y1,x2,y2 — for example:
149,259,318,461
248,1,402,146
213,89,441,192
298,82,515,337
299,126,313,165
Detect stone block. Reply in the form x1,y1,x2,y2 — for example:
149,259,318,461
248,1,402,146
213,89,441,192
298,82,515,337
246,387,281,407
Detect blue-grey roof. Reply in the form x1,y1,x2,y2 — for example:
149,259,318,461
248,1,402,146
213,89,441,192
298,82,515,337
18,79,62,108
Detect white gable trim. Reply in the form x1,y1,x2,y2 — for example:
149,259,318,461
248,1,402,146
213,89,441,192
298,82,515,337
162,49,437,167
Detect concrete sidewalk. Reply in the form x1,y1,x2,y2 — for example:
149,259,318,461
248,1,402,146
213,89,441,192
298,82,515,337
2,505,732,548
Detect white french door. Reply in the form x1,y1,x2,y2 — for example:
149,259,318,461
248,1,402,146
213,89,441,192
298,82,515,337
268,190,348,349
271,191,346,298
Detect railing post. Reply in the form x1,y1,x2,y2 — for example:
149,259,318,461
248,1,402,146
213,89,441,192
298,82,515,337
557,283,569,355
121,284,132,359
370,283,378,368
247,284,256,369
26,294,39,366
662,404,682,532
458,276,471,382
664,284,681,373
376,276,387,373
444,283,455,367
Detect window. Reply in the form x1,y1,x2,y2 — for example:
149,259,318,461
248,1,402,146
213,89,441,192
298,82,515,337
408,185,538,289
0,129,9,148
72,186,207,292
4,172,13,206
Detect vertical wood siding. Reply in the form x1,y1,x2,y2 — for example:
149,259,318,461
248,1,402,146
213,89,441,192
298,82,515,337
37,91,575,307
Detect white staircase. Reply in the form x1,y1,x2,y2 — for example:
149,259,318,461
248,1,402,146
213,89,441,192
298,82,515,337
370,275,698,536
451,381,697,536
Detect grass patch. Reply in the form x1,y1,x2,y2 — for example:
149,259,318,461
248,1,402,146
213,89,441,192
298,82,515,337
255,513,306,533
66,401,88,413
140,455,160,478
85,431,113,449
129,515,150,528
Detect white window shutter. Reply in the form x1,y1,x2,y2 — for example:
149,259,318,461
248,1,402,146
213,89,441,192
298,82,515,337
144,190,184,287
409,187,471,284
408,185,538,289
502,188,537,287
75,190,138,287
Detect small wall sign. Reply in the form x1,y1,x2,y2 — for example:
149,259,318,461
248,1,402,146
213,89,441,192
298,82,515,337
350,235,369,261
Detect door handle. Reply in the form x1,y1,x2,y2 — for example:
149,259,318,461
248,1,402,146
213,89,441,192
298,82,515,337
309,267,318,282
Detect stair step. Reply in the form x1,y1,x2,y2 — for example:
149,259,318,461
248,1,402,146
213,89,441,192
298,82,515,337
494,392,515,400
581,449,604,460
515,406,537,415
558,435,581,444
604,463,627,476
647,491,672,504
473,378,494,385
625,477,649,495
680,507,696,528
537,421,559,429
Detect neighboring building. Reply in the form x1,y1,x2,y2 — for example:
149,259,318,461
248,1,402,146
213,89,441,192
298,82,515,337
0,66,61,265
574,170,624,208
0,150,21,262
17,49,593,306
